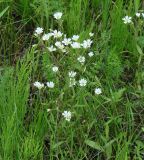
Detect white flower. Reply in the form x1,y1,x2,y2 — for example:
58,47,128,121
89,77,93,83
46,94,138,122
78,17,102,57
33,81,44,89
55,41,61,47
79,78,87,86
62,38,72,45
62,111,72,121
81,39,93,48
47,109,51,112
52,30,63,38
53,12,63,20
55,41,64,50
95,88,102,95
42,33,52,41
72,35,79,41
48,45,56,52
71,42,81,48
142,13,144,18
46,81,55,88
52,66,58,72
89,32,94,37
69,78,76,87
77,56,85,64
68,71,76,78
122,16,132,24
35,27,43,35
88,51,94,57
136,12,140,17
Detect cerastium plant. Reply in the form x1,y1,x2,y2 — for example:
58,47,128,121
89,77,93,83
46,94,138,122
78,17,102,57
33,11,102,121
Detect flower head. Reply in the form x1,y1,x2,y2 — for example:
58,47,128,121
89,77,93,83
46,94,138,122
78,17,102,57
53,12,63,20
79,78,87,86
81,39,93,48
77,56,85,64
48,45,56,52
68,71,77,78
47,109,51,112
62,111,72,121
122,16,132,24
42,33,52,41
89,32,94,37
88,51,94,57
71,42,81,48
95,88,102,95
33,81,44,89
72,35,79,41
52,66,59,72
142,13,144,18
136,12,140,17
55,41,65,50
34,27,43,35
46,81,55,88
52,30,63,38
62,38,72,45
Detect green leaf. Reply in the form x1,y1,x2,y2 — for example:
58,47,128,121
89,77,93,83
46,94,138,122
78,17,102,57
111,88,126,103
0,6,9,18
52,141,64,150
85,140,103,151
136,45,143,55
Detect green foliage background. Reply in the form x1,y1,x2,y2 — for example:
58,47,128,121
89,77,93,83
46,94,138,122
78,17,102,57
0,0,144,159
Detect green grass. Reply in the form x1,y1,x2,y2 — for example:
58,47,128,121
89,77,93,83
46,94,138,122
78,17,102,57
0,0,144,159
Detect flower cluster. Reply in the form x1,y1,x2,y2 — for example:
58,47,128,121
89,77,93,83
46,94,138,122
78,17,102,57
122,12,144,24
33,11,102,122
68,71,76,87
34,12,93,53
33,81,55,89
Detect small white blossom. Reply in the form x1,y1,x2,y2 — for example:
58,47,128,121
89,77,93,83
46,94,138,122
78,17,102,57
47,109,51,112
62,111,72,121
55,41,64,50
142,13,144,18
72,35,79,41
33,81,44,89
46,81,55,88
89,32,94,37
95,88,102,95
122,16,132,24
62,38,72,45
81,39,93,48
34,27,43,35
42,33,53,41
136,12,141,17
77,56,85,64
52,30,63,38
52,66,58,72
88,51,94,57
68,71,76,78
69,78,76,87
55,41,61,47
53,12,63,20
79,78,87,86
48,45,56,52
71,42,81,48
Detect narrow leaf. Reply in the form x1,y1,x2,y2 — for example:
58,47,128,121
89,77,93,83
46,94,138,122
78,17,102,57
0,6,9,18
85,140,103,151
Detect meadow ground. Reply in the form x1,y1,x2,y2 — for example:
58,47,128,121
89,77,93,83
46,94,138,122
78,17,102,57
0,0,144,159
